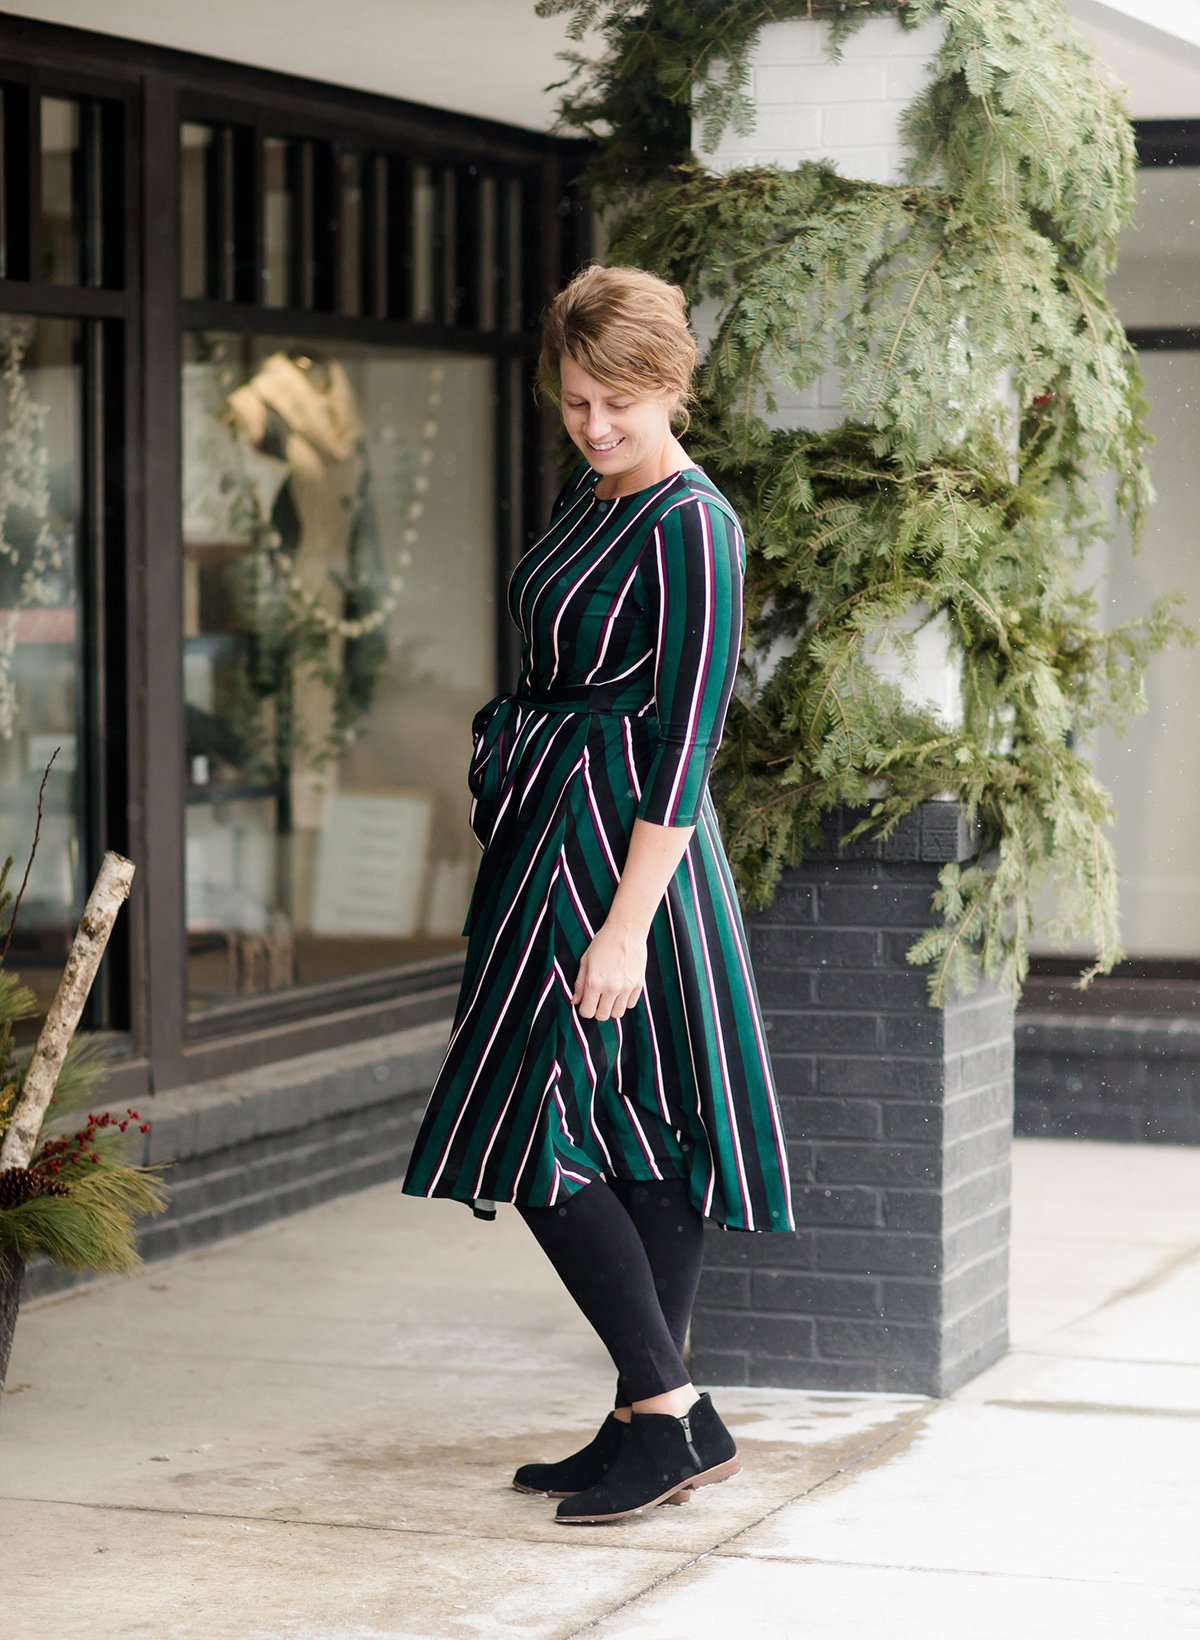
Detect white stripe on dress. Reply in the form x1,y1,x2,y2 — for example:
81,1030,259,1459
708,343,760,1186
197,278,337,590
662,887,718,1218
682,840,755,1229
701,803,795,1228
470,968,558,1197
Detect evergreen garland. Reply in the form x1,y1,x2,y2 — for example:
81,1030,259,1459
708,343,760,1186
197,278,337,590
535,0,1194,1004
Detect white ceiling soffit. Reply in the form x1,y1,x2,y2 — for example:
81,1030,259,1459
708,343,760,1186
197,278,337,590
4,1,1199,126
1069,0,1200,54
0,0,602,135
1066,2,1200,117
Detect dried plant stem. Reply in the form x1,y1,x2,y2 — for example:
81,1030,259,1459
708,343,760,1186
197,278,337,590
0,748,58,965
0,851,135,1171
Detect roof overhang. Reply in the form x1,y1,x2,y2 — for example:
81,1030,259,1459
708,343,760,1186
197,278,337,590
1068,1,1200,59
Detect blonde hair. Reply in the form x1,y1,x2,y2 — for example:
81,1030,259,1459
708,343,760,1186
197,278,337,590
535,262,699,434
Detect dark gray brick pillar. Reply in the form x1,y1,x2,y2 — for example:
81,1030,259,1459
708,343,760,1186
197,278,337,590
690,800,1013,1397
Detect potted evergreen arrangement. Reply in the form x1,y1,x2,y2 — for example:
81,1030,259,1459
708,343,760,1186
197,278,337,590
0,778,168,1399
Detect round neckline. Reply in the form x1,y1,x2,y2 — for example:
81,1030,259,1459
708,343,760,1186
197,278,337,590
590,463,705,506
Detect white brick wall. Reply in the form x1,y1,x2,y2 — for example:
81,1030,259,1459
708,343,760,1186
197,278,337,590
699,15,945,190
755,60,891,105
691,13,963,733
694,14,947,423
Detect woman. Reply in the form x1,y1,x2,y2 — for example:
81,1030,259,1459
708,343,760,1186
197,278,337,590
401,263,796,1524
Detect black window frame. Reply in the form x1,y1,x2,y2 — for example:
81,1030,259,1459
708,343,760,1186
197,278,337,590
0,49,141,1072
0,11,595,1098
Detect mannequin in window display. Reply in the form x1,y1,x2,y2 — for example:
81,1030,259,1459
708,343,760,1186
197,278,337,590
224,349,369,937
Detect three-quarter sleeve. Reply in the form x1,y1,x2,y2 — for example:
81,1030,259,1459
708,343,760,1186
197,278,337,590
634,494,745,828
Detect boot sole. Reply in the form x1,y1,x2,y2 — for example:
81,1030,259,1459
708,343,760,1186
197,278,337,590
512,1479,690,1504
553,1454,741,1524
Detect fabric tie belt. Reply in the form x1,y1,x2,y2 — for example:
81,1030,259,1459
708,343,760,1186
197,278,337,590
467,684,648,813
509,682,641,714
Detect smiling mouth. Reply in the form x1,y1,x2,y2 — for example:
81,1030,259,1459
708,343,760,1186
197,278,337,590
587,438,624,452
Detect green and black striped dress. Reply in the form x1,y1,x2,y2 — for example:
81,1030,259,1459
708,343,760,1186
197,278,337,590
401,455,796,1234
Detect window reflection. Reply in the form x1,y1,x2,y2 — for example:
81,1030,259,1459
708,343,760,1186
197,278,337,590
412,164,438,323
262,136,296,309
1075,163,1200,958
40,98,81,284
339,150,362,316
180,123,214,301
181,332,497,1011
1106,166,1200,330
0,315,85,1023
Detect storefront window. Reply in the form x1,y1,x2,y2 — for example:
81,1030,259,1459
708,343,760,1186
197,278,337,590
1081,154,1200,958
2,33,579,1086
0,314,88,1020
1106,162,1200,329
180,331,497,1012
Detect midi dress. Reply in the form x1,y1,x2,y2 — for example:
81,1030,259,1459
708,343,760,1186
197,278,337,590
400,454,796,1235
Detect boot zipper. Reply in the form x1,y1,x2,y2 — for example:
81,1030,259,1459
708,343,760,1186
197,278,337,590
679,1413,702,1470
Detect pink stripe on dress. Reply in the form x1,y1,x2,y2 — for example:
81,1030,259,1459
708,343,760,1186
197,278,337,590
683,843,755,1229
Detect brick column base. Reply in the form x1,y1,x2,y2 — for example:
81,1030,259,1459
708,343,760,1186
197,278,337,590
690,801,1013,1396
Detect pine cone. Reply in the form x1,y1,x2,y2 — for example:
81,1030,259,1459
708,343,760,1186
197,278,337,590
0,1167,71,1209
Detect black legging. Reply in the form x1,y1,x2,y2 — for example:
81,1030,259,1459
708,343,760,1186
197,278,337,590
517,1175,705,1405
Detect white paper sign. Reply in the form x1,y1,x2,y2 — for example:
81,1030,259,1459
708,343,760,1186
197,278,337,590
309,790,433,937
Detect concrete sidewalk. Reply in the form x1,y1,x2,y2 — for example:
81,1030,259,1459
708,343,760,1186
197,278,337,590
2,1136,1198,1639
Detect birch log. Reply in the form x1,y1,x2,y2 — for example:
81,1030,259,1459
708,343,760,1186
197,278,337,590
0,850,135,1171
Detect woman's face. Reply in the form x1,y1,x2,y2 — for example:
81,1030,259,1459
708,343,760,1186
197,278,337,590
559,354,677,474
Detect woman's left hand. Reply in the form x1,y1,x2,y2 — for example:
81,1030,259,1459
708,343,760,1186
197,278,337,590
571,920,647,1021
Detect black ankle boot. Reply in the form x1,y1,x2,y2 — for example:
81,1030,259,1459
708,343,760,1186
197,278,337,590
554,1391,740,1524
512,1411,628,1497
